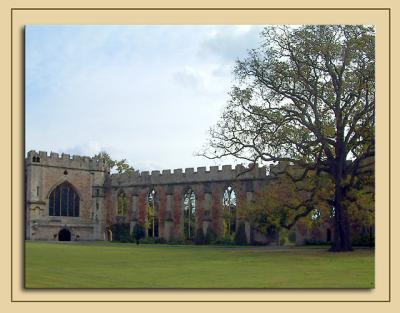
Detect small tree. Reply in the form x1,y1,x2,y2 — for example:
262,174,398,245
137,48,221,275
132,223,146,245
93,151,135,174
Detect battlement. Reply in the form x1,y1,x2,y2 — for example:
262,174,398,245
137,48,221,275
111,163,268,186
25,150,106,171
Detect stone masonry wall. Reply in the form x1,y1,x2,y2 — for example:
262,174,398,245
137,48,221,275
108,164,269,241
25,150,106,241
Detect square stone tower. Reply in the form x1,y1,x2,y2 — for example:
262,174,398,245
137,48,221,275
25,151,108,241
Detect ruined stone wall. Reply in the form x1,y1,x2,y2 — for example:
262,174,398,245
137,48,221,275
107,164,269,241
26,150,373,245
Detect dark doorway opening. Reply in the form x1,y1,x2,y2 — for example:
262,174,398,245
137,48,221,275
326,228,332,242
59,228,71,241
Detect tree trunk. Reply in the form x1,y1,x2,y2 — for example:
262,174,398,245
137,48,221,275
330,184,353,251
330,127,353,252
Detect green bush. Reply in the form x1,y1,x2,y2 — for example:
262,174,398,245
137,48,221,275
304,239,329,245
140,237,155,244
154,237,167,244
111,223,131,242
278,229,289,246
234,222,247,245
215,237,235,245
288,230,296,243
168,239,185,245
204,226,217,244
352,233,375,247
131,223,146,244
195,228,205,245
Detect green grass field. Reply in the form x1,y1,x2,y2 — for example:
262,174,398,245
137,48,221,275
25,241,374,288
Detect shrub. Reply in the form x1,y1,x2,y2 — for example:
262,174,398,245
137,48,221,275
194,228,205,245
168,239,185,245
234,222,247,245
215,235,235,246
288,230,296,243
131,223,146,244
140,237,155,244
304,239,329,245
352,233,375,247
204,226,217,244
154,238,167,244
111,223,131,242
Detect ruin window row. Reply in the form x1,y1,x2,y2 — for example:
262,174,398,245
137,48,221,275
138,187,237,240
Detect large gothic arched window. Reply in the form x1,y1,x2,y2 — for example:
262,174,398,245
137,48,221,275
147,189,159,238
183,188,196,240
49,182,80,217
222,186,237,237
117,191,128,216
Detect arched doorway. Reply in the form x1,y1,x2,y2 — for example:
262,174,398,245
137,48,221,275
58,228,71,241
326,228,332,242
104,228,112,241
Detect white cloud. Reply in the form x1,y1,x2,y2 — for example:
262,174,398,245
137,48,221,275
62,141,103,157
25,25,266,171
173,66,205,90
200,25,264,63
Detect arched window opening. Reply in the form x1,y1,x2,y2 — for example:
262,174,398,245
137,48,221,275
223,186,237,237
117,191,128,216
183,188,196,240
147,189,159,238
49,182,80,217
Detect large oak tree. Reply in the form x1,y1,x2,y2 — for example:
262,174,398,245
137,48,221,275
201,25,375,251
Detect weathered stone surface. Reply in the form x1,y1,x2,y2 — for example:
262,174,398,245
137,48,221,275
27,150,370,244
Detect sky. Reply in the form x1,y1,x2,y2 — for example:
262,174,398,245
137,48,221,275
25,25,266,171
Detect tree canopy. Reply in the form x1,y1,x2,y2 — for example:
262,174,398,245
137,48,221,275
201,25,375,251
92,151,135,174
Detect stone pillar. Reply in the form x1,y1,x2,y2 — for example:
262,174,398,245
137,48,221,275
138,189,147,226
172,185,183,239
202,190,212,236
158,186,167,239
245,221,251,244
132,194,139,218
211,183,222,238
195,184,205,233
129,193,139,235
163,185,174,241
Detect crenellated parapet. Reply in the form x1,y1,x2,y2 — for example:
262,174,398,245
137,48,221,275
25,150,106,171
111,164,268,187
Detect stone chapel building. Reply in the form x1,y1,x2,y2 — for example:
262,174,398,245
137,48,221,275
25,150,338,244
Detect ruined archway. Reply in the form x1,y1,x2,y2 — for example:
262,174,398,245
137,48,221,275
183,187,196,240
117,190,128,216
222,186,237,237
58,228,71,241
147,189,159,238
104,228,113,241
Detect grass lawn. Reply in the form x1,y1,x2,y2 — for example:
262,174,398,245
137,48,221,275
25,241,374,289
